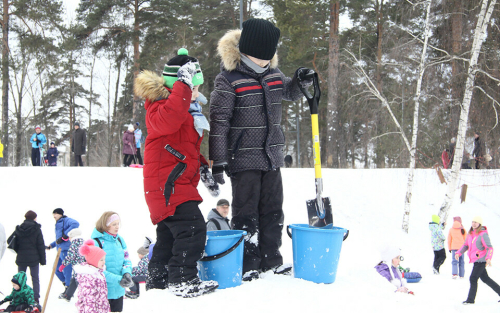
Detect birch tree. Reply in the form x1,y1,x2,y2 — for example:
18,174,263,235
402,0,433,233
438,0,498,222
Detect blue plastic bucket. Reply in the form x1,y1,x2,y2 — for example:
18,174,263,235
287,224,348,284
198,230,247,289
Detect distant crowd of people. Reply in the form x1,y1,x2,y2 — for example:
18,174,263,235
441,131,494,169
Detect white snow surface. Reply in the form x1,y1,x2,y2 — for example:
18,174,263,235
1,167,500,312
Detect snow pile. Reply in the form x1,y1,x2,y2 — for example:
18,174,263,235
1,167,500,312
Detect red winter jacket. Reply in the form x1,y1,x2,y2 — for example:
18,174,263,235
135,71,207,225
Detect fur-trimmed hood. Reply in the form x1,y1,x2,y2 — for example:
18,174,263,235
134,70,171,102
217,29,278,71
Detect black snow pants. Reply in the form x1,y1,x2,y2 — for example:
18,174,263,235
18,264,40,301
466,262,500,302
149,201,206,284
433,249,446,272
108,296,123,312
230,169,284,273
31,148,41,166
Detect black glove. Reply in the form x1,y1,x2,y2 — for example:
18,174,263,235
0,300,5,305
46,245,52,250
200,165,220,197
295,67,314,88
56,235,69,245
119,273,134,288
212,162,229,185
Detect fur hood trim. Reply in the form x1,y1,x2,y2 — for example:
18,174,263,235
134,70,171,102
74,263,105,277
217,29,278,71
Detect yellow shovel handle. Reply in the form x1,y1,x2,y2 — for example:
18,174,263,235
311,114,322,179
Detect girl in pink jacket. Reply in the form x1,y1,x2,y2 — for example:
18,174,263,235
456,216,500,305
74,240,110,313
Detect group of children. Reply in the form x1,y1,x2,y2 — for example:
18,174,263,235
1,212,151,313
376,215,500,305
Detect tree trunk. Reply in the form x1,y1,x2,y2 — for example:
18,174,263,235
402,0,432,233
132,0,141,121
438,0,497,222
108,58,122,166
87,54,96,166
326,0,340,168
1,0,9,166
450,0,463,136
374,0,385,168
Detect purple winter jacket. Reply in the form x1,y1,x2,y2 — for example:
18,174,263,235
375,263,405,288
122,131,137,155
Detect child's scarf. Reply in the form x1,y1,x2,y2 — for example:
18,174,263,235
189,100,209,136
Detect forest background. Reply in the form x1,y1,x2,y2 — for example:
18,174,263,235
1,0,498,168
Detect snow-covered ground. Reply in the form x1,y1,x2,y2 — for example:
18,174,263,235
1,167,500,312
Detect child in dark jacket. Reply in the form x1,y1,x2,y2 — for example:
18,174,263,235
209,18,313,281
0,272,39,312
47,142,59,166
58,228,85,301
125,237,152,299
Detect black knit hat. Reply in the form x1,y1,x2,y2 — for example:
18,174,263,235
25,210,37,220
12,277,20,286
53,208,64,215
75,122,80,127
217,199,230,207
239,18,281,61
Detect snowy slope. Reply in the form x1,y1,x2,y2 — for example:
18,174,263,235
1,167,500,312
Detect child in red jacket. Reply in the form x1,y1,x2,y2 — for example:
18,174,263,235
134,48,218,298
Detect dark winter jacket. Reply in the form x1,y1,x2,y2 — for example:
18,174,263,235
209,29,303,173
206,209,231,231
134,70,208,225
2,272,37,307
473,137,484,158
122,131,137,155
449,142,456,165
49,216,80,252
47,147,59,166
9,220,46,266
72,128,87,155
62,237,85,266
132,255,149,277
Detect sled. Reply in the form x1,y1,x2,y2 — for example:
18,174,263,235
297,69,333,227
129,164,143,168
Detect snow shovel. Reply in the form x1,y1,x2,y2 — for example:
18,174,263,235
297,69,333,227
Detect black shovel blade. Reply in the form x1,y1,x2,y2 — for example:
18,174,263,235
306,197,333,227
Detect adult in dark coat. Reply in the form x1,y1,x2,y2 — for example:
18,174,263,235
209,19,312,281
122,125,137,167
71,122,86,166
7,210,46,303
473,131,485,169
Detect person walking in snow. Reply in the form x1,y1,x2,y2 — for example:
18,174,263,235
206,199,231,231
448,216,466,279
457,216,500,305
133,122,143,165
209,18,314,281
134,47,219,297
472,131,485,169
122,125,137,167
58,228,85,302
7,210,46,304
91,212,133,312
0,272,39,312
449,137,456,167
72,122,86,167
74,240,109,313
30,126,47,166
47,142,59,166
46,208,80,297
429,214,446,274
125,238,152,299
375,246,413,294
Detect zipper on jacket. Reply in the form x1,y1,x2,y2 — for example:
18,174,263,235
261,81,273,170
232,130,245,160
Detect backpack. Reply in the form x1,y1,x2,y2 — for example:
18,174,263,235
94,237,123,249
140,135,146,144
206,218,221,230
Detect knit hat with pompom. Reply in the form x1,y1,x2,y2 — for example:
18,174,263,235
162,48,204,89
79,239,106,268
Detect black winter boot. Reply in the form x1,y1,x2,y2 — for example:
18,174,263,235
146,265,168,291
169,277,218,298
